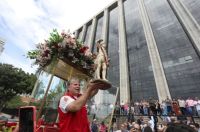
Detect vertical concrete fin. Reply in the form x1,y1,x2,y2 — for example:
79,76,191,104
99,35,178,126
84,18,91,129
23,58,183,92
118,0,130,103
167,0,200,56
137,0,171,101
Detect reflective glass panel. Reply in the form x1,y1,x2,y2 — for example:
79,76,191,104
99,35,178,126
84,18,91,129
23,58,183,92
107,6,120,88
181,0,200,25
92,16,103,53
41,76,66,123
32,71,52,100
77,28,83,40
84,23,92,45
145,0,200,98
124,0,157,100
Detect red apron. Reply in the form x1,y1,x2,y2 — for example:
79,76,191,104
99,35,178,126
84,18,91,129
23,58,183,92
58,92,90,132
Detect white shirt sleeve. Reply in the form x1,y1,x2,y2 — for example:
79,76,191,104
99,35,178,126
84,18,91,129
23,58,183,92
59,96,75,113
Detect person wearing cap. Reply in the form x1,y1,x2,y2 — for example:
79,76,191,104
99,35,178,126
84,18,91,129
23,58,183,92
91,119,98,132
95,39,109,81
58,77,106,132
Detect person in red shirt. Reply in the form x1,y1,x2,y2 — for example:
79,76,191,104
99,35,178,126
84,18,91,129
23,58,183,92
99,121,107,132
58,77,106,132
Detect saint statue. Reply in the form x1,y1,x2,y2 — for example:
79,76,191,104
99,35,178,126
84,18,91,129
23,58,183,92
94,39,109,81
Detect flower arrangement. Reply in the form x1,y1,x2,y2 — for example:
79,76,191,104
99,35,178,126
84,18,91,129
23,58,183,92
27,29,96,75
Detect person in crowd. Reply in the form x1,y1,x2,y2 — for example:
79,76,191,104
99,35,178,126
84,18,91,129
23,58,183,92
196,97,200,117
115,102,121,115
186,116,195,126
139,101,144,116
130,123,142,132
161,100,168,116
127,121,133,131
162,115,171,124
112,117,118,131
172,98,181,116
193,97,199,116
165,123,196,132
143,126,153,132
149,97,156,115
143,99,149,116
165,96,172,115
148,116,155,131
124,102,129,115
158,121,167,132
58,77,106,132
120,100,125,115
134,101,140,116
194,123,200,132
178,97,186,115
151,113,158,132
91,119,98,132
130,101,135,115
155,100,162,115
99,121,107,132
186,97,194,115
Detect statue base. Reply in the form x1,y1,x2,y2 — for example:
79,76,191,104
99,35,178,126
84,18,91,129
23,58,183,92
91,79,112,90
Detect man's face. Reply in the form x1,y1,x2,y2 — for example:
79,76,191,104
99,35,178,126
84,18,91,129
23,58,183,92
68,80,80,96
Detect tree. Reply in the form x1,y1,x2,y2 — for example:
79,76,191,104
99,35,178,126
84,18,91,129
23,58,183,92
0,63,37,111
6,96,28,109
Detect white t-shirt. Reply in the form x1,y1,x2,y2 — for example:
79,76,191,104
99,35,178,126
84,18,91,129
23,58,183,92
59,95,76,113
178,99,186,108
148,119,154,131
196,100,200,110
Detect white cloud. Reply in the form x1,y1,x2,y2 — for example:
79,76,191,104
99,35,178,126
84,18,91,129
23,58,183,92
0,0,115,73
0,52,37,73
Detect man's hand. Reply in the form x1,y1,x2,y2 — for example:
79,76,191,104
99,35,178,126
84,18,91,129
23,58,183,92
86,81,106,93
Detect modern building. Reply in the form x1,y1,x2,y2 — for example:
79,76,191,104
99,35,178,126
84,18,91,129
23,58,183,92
74,0,200,103
0,38,5,55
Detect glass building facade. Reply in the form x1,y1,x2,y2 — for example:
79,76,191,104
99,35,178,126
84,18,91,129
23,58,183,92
92,15,103,53
124,0,157,100
83,21,92,45
75,0,200,101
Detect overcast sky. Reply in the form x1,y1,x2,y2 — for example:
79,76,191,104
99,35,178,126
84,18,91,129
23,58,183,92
0,0,115,73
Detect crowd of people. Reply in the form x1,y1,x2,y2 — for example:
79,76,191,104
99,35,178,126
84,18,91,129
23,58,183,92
114,97,200,117
90,114,200,132
89,96,200,132
111,116,200,132
108,96,200,132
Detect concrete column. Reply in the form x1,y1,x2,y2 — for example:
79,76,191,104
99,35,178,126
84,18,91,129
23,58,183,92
102,9,109,44
88,18,97,49
80,24,87,42
168,0,200,56
137,0,171,101
118,0,130,103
